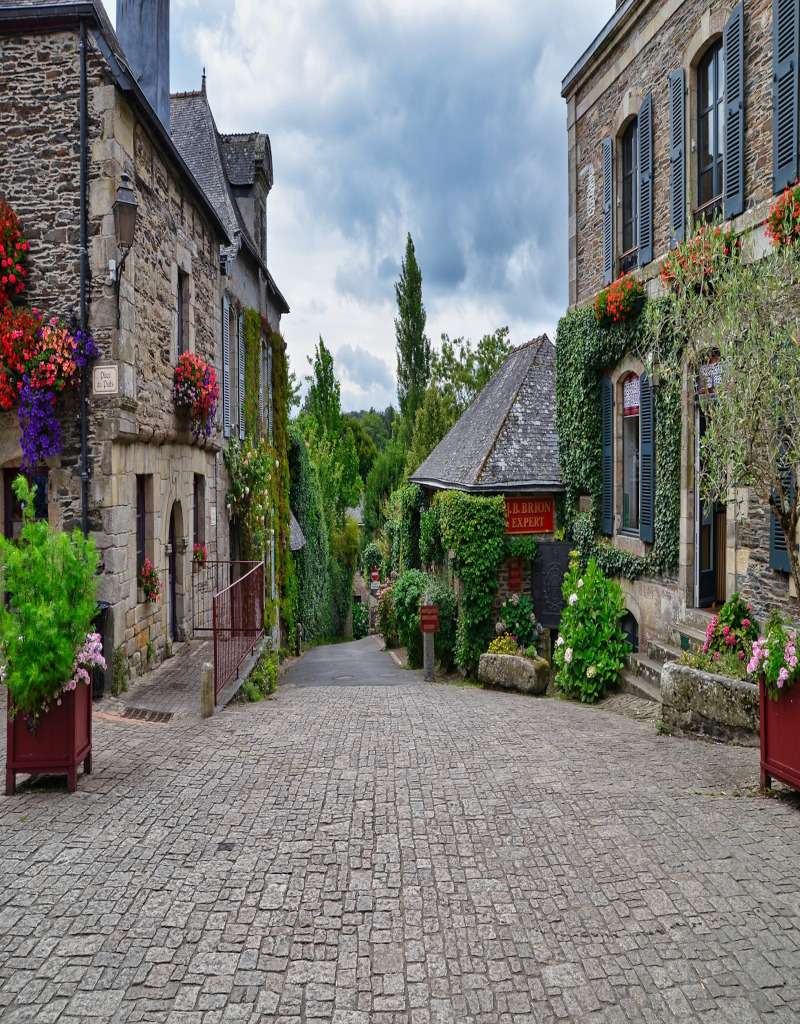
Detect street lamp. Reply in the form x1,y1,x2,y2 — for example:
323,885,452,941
110,171,138,325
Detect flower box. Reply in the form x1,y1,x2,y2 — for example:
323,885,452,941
760,677,800,792
5,681,92,795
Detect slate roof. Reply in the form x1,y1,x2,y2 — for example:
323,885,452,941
220,133,273,189
171,91,289,315
410,336,563,494
290,511,306,551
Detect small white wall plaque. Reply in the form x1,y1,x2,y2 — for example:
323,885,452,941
93,364,119,396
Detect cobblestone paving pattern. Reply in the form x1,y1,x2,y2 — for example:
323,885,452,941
1,637,799,1023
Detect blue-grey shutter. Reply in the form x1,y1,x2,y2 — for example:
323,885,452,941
222,295,231,439
770,466,795,572
602,137,614,285
601,376,614,536
773,0,799,193
238,312,245,441
669,69,686,244
637,93,654,266
639,374,655,545
724,1,745,218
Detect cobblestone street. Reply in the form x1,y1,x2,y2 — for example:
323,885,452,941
1,637,800,1023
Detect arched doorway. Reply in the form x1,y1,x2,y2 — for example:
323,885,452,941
167,501,186,642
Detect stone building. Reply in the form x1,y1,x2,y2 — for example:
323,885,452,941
561,0,796,652
0,0,287,683
411,337,570,631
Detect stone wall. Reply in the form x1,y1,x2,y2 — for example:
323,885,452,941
569,0,772,307
661,660,760,745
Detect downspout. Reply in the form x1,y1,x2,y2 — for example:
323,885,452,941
79,18,90,537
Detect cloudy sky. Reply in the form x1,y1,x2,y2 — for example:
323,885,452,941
102,0,610,410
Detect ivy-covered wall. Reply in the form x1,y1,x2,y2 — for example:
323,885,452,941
555,302,680,580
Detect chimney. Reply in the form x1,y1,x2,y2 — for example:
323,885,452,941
116,0,170,130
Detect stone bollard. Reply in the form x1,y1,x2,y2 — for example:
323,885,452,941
201,662,214,718
423,631,435,682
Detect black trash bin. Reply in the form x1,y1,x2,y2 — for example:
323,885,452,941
92,600,111,700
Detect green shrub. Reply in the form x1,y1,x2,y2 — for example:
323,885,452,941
244,649,279,700
0,476,99,720
678,648,748,681
488,633,519,656
377,587,399,649
361,540,384,580
553,554,630,703
353,600,369,639
496,594,540,649
702,592,759,660
424,576,458,672
393,569,429,668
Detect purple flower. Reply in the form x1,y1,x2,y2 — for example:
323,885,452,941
18,379,61,468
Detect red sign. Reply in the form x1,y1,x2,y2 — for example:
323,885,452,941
420,605,440,634
505,496,555,535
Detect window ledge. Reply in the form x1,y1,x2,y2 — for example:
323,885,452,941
612,531,648,559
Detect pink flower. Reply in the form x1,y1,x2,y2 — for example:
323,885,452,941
742,618,750,628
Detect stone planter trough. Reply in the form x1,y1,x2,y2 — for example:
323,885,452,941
478,653,550,695
660,661,758,746
760,677,800,792
5,683,92,795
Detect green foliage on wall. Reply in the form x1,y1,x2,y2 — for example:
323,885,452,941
243,309,262,440
425,575,458,673
436,490,507,674
554,302,681,579
419,504,443,568
394,569,429,668
288,421,332,643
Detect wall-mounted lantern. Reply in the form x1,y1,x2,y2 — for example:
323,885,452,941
109,171,138,325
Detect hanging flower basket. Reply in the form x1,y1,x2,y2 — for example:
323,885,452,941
0,198,31,307
173,352,219,438
594,274,645,327
747,617,800,792
192,542,208,568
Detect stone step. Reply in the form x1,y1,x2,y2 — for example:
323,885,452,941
679,607,716,631
619,668,661,704
631,653,663,687
673,621,707,651
647,638,683,665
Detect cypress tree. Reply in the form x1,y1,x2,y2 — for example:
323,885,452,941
394,234,430,436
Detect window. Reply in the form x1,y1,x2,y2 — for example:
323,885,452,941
621,117,638,267
136,475,152,575
193,474,206,548
622,374,640,532
697,41,725,213
177,270,189,356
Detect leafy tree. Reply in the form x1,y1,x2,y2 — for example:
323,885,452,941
303,337,341,435
405,386,458,475
346,416,379,482
395,234,430,437
346,407,397,452
363,442,406,539
430,326,513,414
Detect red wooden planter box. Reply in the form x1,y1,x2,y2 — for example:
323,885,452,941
760,678,800,793
5,683,92,795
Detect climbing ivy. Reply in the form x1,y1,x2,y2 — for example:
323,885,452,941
554,301,681,578
243,309,262,440
436,491,507,674
270,332,295,644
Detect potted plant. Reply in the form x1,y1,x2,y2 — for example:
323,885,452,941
594,273,645,327
192,542,208,569
765,182,800,248
747,614,800,792
1,476,104,795
139,558,161,602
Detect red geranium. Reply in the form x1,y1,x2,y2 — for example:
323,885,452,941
0,198,31,308
766,183,800,248
594,274,645,327
173,352,219,438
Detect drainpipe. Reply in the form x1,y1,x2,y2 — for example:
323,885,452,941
79,18,90,537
